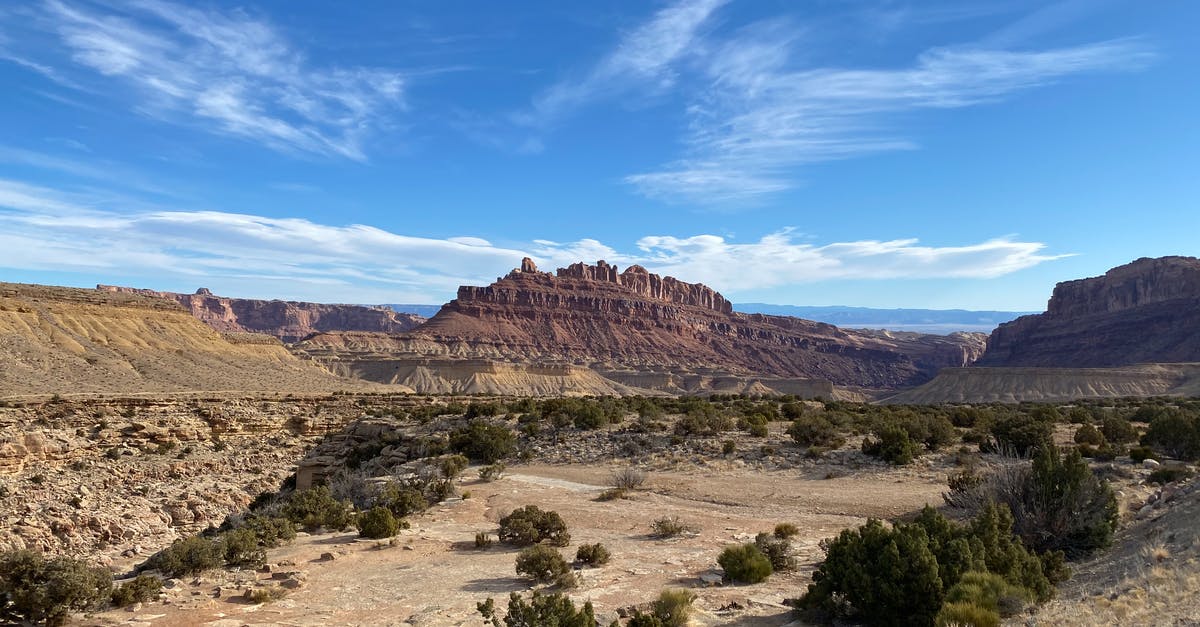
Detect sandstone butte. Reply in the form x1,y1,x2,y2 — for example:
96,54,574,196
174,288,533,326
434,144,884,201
885,255,1200,404
97,285,425,344
977,255,1200,367
296,258,988,393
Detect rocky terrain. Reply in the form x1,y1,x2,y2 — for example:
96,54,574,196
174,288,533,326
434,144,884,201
977,256,1200,367
297,259,986,395
0,394,430,568
98,285,425,343
0,283,387,397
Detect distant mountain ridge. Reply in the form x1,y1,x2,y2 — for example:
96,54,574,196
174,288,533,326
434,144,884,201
381,304,443,318
734,304,1032,334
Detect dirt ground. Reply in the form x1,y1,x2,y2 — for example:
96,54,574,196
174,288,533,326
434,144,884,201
86,462,948,626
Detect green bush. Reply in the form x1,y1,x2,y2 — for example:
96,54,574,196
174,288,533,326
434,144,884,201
378,483,429,517
282,486,353,531
450,419,518,463
574,543,611,567
1143,409,1200,460
988,414,1053,456
748,423,769,438
674,405,734,436
145,535,225,577
438,454,469,479
221,528,266,568
862,421,918,465
0,550,112,626
478,591,599,627
754,532,796,571
1021,447,1117,556
1129,446,1157,463
498,505,570,546
787,415,843,448
717,543,773,584
242,515,297,548
358,506,401,539
111,574,162,607
942,571,1030,618
650,516,697,538
1101,416,1138,444
935,601,998,627
627,589,696,627
514,545,574,586
1073,423,1105,446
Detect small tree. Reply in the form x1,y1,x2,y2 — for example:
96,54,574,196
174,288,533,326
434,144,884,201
358,506,401,539
450,419,517,463
514,545,574,586
0,550,113,626
498,505,570,547
478,591,599,627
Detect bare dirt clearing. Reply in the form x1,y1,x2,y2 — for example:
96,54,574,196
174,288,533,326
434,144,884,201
91,463,946,626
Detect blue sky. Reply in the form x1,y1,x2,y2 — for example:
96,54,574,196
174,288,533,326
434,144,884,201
0,0,1195,309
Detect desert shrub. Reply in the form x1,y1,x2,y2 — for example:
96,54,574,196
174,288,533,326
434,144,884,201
862,421,918,465
781,402,806,420
988,414,1053,456
942,571,1030,619
1128,446,1157,463
935,601,998,627
438,454,469,479
950,447,1115,558
378,483,429,517
674,405,734,436
721,439,736,454
478,462,506,481
498,505,570,546
610,467,647,490
144,535,225,577
896,412,958,451
358,506,401,539
627,589,696,627
242,515,297,548
651,516,697,538
282,486,353,531
718,543,773,584
450,419,517,463
1101,416,1138,444
575,543,611,567
949,406,991,429
773,522,799,539
597,487,628,501
1073,423,1105,446
110,573,162,607
246,585,288,603
1066,406,1093,425
754,532,796,572
799,505,1053,626
748,422,769,437
0,550,112,626
465,401,503,419
1142,409,1200,460
514,545,574,586
478,591,599,627
1148,465,1194,485
787,415,843,448
475,531,494,549
220,528,266,568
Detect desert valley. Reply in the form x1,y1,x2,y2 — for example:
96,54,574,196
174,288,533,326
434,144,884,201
2,256,1200,626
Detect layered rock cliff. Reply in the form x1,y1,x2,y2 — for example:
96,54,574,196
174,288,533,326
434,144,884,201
97,286,425,343
298,259,986,391
977,257,1200,367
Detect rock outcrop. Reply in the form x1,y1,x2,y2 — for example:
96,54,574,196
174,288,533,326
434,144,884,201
97,286,425,344
298,259,987,392
883,364,1200,404
977,257,1200,367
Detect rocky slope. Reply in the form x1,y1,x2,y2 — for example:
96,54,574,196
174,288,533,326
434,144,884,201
297,259,986,392
977,256,1200,367
0,282,390,396
882,364,1200,404
98,285,425,343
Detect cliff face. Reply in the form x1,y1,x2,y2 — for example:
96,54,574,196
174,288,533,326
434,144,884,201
978,256,1200,367
300,259,986,390
97,286,425,343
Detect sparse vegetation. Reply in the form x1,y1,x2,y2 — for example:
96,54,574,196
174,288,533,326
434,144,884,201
627,589,696,627
110,574,162,607
478,462,507,481
651,516,697,538
478,591,599,627
610,466,647,490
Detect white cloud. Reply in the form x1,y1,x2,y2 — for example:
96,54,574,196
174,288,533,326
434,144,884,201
626,34,1154,203
0,178,1066,303
10,0,406,160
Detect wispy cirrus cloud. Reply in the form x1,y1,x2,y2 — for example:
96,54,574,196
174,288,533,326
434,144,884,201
627,34,1154,204
521,0,728,126
0,178,1067,303
4,0,405,160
